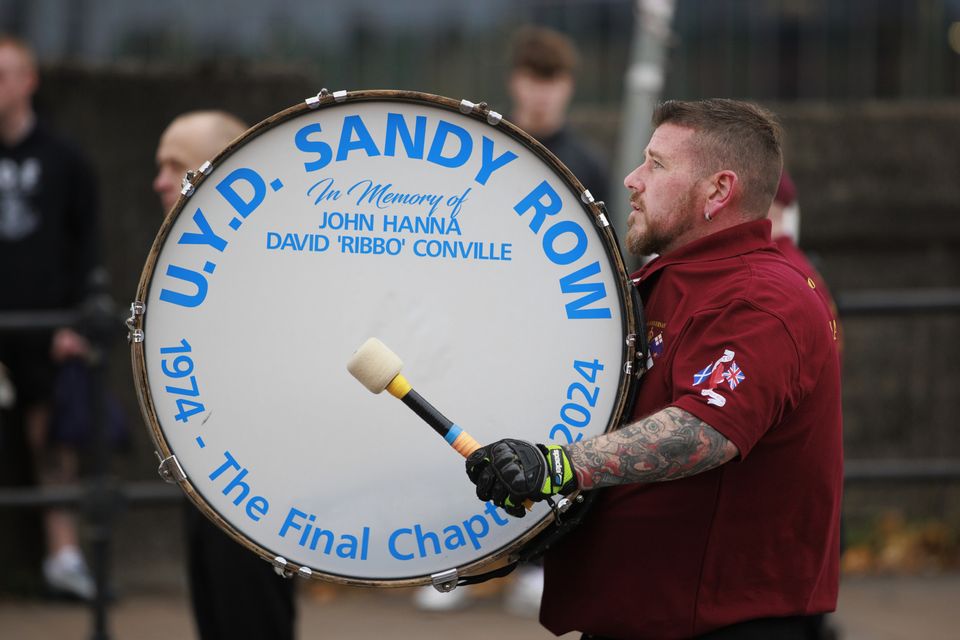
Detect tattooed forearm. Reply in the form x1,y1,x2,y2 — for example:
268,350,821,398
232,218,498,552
563,407,739,490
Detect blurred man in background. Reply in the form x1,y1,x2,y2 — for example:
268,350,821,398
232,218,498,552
154,111,297,640
508,25,609,205
0,35,99,601
768,170,840,343
416,25,612,616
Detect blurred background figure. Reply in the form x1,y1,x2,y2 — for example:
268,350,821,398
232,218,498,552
768,170,840,342
0,35,99,601
152,110,297,640
415,24,611,617
507,25,609,206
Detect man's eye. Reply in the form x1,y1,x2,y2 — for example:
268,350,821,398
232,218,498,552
653,160,664,169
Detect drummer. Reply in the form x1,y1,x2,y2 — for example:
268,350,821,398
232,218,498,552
465,98,842,639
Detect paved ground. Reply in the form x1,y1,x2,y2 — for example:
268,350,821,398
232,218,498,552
1,574,958,640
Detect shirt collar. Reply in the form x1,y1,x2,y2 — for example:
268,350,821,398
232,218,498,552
632,218,775,282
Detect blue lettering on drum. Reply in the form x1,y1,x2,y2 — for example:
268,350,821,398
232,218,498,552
278,507,370,560
294,113,517,186
158,166,281,308
387,501,510,560
208,450,270,523
549,358,606,445
513,180,612,320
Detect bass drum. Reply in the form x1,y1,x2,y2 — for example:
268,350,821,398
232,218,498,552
130,90,643,587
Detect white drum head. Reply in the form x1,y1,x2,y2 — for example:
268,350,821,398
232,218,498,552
132,91,639,585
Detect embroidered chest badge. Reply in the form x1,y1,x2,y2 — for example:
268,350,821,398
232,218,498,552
692,349,746,407
644,323,666,370
647,328,665,366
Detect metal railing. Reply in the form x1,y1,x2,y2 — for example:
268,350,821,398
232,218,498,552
0,271,120,640
1,284,959,638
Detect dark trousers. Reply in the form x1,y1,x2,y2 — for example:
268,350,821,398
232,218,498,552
582,614,825,640
186,506,296,640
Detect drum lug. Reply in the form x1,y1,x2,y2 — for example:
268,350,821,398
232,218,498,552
584,197,611,228
272,556,313,580
155,452,186,484
624,333,648,377
180,170,197,198
458,99,503,126
306,88,348,109
430,568,460,593
126,300,145,343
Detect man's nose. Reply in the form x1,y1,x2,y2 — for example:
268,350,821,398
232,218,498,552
153,169,172,195
623,167,644,192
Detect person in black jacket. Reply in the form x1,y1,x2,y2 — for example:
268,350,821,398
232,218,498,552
154,111,297,640
0,35,99,600
508,25,609,206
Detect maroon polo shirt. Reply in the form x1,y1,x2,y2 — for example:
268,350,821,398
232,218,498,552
541,219,842,639
775,236,843,357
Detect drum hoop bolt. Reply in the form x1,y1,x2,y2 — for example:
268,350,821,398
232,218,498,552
459,98,503,126
155,452,186,484
126,300,145,343
430,568,459,593
306,88,347,108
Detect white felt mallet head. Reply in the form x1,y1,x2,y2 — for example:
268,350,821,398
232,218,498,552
347,337,404,394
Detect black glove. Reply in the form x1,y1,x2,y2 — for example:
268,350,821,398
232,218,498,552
465,439,577,518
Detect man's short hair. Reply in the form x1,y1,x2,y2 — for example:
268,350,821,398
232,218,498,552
509,26,579,78
652,99,783,217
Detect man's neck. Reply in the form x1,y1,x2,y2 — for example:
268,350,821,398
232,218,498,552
0,108,35,146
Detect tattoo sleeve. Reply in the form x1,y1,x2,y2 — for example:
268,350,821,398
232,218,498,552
563,407,739,490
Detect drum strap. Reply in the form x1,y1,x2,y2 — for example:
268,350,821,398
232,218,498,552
456,491,599,586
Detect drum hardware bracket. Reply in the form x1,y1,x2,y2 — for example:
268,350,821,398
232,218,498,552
580,191,611,228
546,493,577,525
429,568,460,593
179,161,214,199
272,556,313,580
589,198,612,228
624,333,648,377
126,301,145,343
306,88,348,109
180,170,198,198
156,452,186,484
458,99,503,126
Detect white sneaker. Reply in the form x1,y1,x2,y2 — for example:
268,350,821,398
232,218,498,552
43,546,95,601
413,584,470,612
503,565,543,617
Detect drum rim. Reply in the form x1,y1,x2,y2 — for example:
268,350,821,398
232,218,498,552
130,89,641,587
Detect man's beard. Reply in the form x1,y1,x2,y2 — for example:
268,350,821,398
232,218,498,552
626,189,696,257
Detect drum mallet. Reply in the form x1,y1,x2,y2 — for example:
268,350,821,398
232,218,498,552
347,337,532,510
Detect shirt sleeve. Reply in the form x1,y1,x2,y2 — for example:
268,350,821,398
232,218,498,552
668,300,801,458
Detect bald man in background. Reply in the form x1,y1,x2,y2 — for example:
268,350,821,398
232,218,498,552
153,111,296,640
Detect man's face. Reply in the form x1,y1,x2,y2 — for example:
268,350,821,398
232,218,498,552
0,45,36,119
508,69,573,136
623,124,705,257
153,119,208,213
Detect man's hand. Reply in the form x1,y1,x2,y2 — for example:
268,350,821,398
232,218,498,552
465,439,576,517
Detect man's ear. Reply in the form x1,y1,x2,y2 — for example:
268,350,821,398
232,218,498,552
703,170,738,221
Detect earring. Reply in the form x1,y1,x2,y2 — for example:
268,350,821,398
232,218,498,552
704,211,712,221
